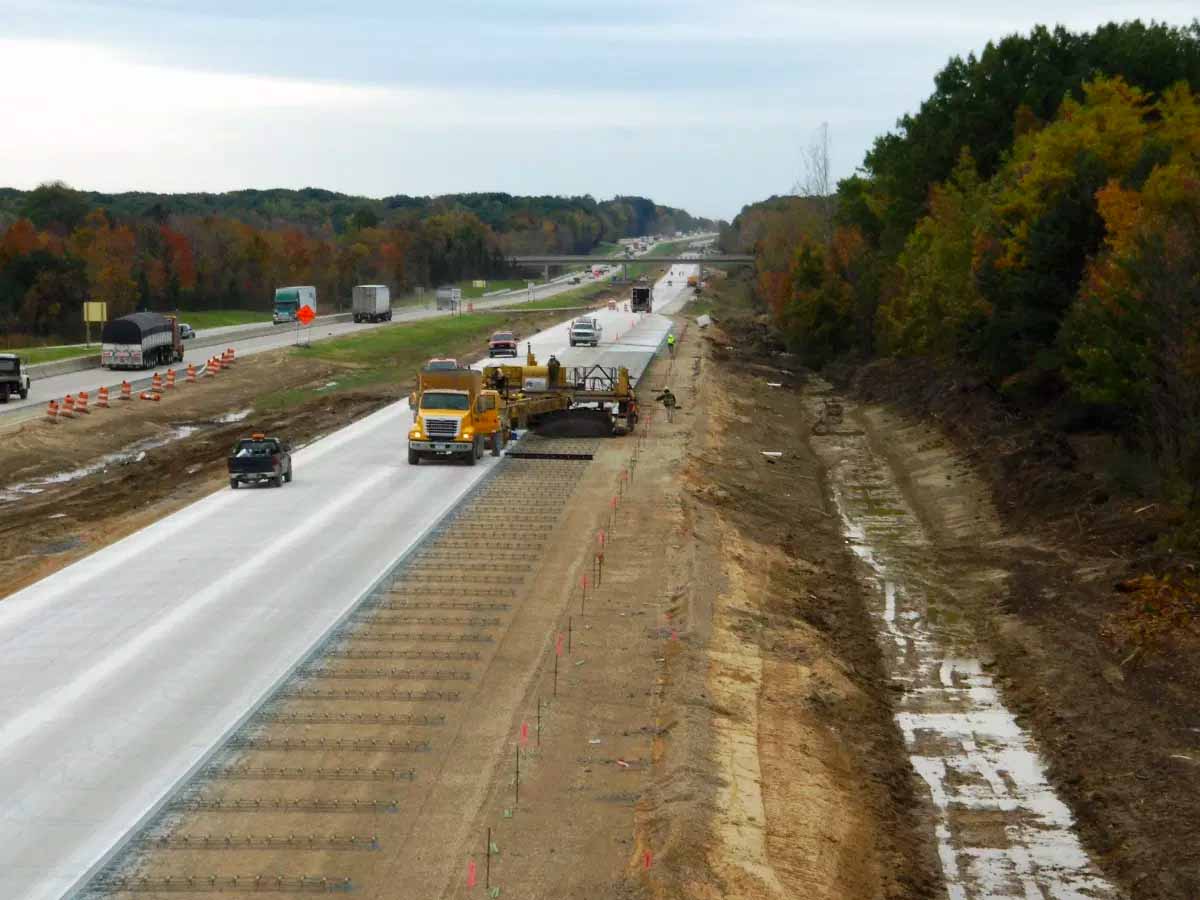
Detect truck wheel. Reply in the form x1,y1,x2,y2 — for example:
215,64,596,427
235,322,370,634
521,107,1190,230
408,448,420,465
284,466,293,483
230,478,239,490
20,388,28,400
465,441,478,466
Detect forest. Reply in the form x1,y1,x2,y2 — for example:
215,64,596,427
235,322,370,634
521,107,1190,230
722,20,1200,509
0,186,712,342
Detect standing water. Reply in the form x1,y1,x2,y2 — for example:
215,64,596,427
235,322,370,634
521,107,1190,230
813,396,1120,899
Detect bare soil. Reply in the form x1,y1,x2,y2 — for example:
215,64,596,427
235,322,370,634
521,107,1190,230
850,360,1200,899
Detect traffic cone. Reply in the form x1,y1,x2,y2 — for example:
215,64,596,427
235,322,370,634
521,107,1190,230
76,391,90,414
165,369,176,389
97,386,110,408
60,395,76,418
46,400,58,422
225,347,236,364
119,380,132,401
186,363,196,383
139,390,160,402
211,356,222,373
151,372,163,394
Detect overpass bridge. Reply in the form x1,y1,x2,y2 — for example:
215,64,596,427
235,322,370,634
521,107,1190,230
510,254,754,282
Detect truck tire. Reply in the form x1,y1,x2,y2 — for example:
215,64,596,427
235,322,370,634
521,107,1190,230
464,440,478,466
230,478,239,490
284,466,293,483
408,448,420,465
273,475,283,487
20,388,28,400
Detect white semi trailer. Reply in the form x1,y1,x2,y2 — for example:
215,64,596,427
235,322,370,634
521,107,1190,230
352,284,392,323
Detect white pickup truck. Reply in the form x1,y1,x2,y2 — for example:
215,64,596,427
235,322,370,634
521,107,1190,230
568,317,603,347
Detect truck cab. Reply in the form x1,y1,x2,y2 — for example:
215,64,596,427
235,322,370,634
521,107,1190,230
0,354,31,402
273,285,315,324
569,317,602,347
408,366,503,466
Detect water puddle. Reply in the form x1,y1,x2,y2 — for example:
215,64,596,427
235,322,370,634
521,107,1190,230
213,408,253,424
814,398,1120,899
0,424,201,504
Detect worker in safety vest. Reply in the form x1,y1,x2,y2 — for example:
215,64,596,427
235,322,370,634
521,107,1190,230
666,333,677,356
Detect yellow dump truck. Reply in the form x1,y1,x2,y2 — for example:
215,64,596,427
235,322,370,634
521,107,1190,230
686,274,699,288
408,365,503,466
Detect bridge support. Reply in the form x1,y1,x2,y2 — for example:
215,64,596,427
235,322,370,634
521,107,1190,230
544,264,549,283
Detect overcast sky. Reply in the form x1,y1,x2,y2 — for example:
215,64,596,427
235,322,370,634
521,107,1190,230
1,1,1196,220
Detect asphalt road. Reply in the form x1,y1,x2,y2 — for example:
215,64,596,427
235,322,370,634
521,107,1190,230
0,265,694,900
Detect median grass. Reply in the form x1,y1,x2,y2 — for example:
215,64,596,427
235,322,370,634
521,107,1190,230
173,309,271,329
13,345,98,365
258,307,572,411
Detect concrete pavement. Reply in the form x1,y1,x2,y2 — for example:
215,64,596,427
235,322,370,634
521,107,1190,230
0,266,687,900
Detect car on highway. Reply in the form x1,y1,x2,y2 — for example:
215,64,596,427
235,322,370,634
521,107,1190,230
569,276,581,284
425,357,460,371
0,353,31,403
228,433,293,489
488,331,519,357
569,317,602,347
178,323,195,340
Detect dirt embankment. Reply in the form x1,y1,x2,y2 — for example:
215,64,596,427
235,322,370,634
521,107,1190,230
850,359,1200,899
622,320,938,899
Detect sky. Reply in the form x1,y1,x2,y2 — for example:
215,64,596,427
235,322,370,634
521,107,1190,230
1,1,1197,220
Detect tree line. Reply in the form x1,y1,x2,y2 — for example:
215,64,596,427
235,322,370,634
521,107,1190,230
722,19,1200,507
0,186,713,342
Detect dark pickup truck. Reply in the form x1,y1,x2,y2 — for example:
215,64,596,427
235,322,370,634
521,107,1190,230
228,434,293,489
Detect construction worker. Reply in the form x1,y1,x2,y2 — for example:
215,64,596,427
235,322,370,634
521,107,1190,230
547,354,561,386
666,332,677,357
656,388,677,423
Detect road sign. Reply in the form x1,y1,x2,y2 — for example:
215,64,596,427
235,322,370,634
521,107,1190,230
83,301,107,323
297,305,315,325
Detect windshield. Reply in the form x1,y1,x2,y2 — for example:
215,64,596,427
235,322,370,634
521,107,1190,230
234,440,276,457
421,391,470,411
492,333,514,341
0,359,17,373
571,324,595,332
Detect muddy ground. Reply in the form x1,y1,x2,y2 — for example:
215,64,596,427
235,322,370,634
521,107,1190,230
846,361,1200,899
620,320,938,898
0,306,572,600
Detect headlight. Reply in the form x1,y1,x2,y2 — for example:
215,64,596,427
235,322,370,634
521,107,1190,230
463,428,474,437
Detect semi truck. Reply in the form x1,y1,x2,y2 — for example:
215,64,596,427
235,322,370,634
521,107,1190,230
631,286,652,312
273,286,316,324
352,284,392,323
100,313,185,369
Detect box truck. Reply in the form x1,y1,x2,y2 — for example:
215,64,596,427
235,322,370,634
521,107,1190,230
352,284,392,323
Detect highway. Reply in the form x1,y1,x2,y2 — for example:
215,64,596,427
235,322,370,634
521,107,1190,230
0,259,633,425
0,263,696,900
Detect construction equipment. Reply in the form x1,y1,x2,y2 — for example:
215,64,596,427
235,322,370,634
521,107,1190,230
484,345,639,438
408,348,640,463
631,285,652,312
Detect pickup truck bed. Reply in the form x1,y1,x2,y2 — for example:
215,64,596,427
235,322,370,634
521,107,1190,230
228,438,293,488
